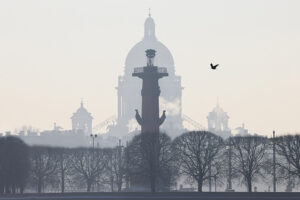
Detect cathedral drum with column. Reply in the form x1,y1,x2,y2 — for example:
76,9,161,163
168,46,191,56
115,14,183,137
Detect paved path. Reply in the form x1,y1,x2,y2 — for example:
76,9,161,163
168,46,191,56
0,192,299,200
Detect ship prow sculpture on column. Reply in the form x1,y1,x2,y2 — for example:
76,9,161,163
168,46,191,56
132,49,168,134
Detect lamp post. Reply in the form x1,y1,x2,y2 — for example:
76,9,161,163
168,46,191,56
208,135,212,192
90,134,97,149
272,131,276,192
90,134,98,192
117,140,124,173
125,141,130,191
117,139,125,192
226,137,234,192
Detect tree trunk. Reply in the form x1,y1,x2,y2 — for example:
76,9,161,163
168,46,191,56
5,185,11,194
0,184,4,194
150,176,156,192
20,187,24,194
197,180,203,192
110,175,114,192
214,177,217,192
61,170,65,193
12,186,16,194
117,178,122,192
247,178,252,192
37,178,42,193
87,182,91,192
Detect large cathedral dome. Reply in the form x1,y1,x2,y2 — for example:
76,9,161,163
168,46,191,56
124,15,175,76
115,14,183,137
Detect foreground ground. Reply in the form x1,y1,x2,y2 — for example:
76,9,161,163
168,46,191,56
0,192,299,200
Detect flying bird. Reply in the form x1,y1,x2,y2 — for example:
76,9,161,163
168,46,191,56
210,63,219,70
135,109,143,125
159,110,166,125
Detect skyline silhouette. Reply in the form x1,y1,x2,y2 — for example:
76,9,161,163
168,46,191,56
0,0,299,136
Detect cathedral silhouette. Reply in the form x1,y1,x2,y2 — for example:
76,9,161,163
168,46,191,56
112,14,183,137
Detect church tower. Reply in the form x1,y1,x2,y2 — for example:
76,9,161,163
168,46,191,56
71,100,93,135
115,14,183,137
207,103,231,138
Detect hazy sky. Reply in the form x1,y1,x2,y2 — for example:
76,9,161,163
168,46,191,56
0,0,299,136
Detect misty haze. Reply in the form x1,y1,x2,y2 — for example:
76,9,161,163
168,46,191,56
0,0,299,199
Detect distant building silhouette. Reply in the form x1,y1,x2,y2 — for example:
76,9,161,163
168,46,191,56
15,122,88,148
235,123,250,136
114,14,183,137
207,103,231,138
13,100,122,148
71,100,93,135
5,131,11,136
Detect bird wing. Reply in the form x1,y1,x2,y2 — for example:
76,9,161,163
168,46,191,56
135,109,143,125
159,110,166,125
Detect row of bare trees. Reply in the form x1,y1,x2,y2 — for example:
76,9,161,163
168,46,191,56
0,136,30,193
173,131,300,192
28,146,123,193
1,132,300,193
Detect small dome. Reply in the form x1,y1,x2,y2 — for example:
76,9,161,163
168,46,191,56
71,101,93,120
208,104,229,119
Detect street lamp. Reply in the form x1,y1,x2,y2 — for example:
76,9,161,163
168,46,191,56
117,139,125,192
90,133,97,192
226,137,234,192
125,141,130,191
90,134,97,149
272,131,276,192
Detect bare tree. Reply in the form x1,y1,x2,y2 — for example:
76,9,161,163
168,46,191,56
29,146,58,193
71,148,107,192
276,134,300,180
106,144,126,192
55,148,72,193
231,136,269,192
210,151,227,192
173,131,224,192
106,150,116,192
0,136,30,194
127,132,177,192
